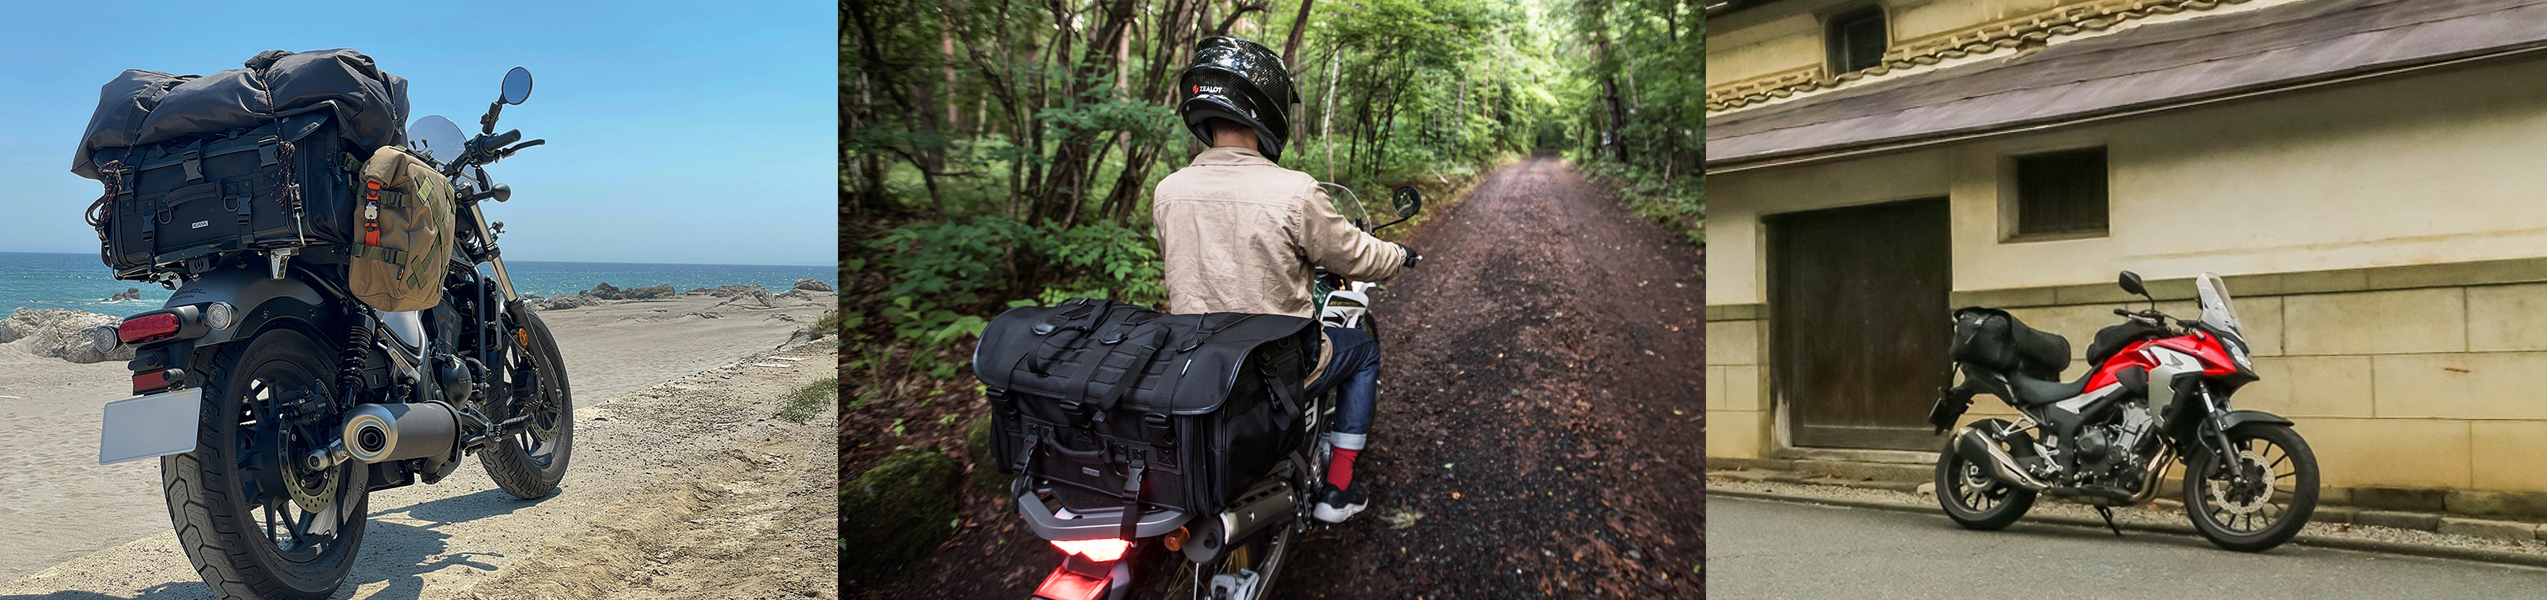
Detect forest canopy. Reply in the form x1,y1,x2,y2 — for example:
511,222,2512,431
843,0,1697,386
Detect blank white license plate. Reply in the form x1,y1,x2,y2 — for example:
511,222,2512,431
100,388,202,465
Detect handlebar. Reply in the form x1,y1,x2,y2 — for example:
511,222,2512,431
471,129,523,156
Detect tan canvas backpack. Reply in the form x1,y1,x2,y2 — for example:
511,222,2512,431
349,147,455,312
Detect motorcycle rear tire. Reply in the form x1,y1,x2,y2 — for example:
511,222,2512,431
163,327,369,600
482,308,574,500
1934,420,2037,531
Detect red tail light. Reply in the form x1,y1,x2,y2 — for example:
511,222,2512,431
119,313,182,344
1050,538,1130,562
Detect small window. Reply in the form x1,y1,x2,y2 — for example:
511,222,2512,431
2011,147,2110,239
1827,6,1889,75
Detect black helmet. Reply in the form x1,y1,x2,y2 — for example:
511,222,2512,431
1178,37,1295,161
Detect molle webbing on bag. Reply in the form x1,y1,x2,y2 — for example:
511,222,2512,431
347,147,451,311
974,298,1319,525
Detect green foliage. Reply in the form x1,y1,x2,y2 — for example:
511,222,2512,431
779,377,839,423
1577,154,1704,245
842,448,963,583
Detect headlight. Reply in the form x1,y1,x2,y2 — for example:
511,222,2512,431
205,302,238,331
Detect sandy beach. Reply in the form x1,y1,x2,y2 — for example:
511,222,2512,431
0,289,837,598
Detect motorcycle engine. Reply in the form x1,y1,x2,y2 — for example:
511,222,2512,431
2077,400,2157,485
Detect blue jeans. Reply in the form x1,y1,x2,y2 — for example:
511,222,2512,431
1302,326,1378,451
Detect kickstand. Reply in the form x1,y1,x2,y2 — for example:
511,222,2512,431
2094,506,2124,537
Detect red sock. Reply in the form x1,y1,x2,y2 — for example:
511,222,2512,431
1326,448,1359,489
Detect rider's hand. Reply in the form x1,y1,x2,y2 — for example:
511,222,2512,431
1398,243,1423,269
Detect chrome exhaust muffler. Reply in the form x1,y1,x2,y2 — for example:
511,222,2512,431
342,402,460,464
1953,425,2050,491
1184,477,1298,563
1218,478,1297,543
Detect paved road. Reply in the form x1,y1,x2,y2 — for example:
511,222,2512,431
1709,496,2547,599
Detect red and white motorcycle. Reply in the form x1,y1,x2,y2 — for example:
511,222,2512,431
1928,271,2320,552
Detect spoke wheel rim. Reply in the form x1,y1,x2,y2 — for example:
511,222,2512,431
508,333,565,467
1954,458,2008,513
2201,437,2294,534
234,363,354,562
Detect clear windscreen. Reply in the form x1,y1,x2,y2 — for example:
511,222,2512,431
1319,182,1370,227
407,115,468,167
2196,272,2242,335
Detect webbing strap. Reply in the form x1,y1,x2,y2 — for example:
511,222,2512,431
349,244,408,264
1083,323,1167,412
1118,456,1147,542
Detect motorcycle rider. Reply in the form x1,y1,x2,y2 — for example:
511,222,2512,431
1152,36,1421,523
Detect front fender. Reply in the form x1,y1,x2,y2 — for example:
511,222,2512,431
166,268,328,347
2217,409,2295,432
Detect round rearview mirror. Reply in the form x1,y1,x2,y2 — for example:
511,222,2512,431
500,66,534,105
1391,185,1423,218
2118,271,2148,297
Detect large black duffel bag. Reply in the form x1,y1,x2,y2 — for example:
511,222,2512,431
73,49,408,275
974,298,1320,536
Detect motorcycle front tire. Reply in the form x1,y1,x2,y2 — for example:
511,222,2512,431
482,308,575,499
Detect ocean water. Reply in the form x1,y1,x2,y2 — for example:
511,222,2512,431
0,252,836,318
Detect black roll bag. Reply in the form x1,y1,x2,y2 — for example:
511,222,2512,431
975,298,1319,540
73,49,409,276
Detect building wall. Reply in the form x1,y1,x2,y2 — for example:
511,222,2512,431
1703,56,2547,497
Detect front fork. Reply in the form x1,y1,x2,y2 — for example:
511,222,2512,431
2186,387,2262,491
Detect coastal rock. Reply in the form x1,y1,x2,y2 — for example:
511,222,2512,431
582,282,675,301
791,278,833,292
0,308,135,364
715,288,777,308
691,284,769,298
104,288,141,302
541,295,599,311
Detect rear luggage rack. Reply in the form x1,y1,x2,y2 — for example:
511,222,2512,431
1016,479,1191,541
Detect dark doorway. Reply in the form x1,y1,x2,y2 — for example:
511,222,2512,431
1767,198,1952,450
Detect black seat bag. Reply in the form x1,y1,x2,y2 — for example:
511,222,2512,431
74,50,408,275
975,298,1319,531
1949,307,2069,380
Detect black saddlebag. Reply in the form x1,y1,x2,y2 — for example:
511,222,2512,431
974,298,1320,533
73,49,408,275
1949,307,2069,380
84,113,367,273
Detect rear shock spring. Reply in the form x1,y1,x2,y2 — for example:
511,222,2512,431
338,312,376,408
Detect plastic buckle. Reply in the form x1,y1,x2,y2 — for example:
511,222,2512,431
180,151,202,182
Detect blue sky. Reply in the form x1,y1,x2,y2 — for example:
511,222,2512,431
0,2,833,266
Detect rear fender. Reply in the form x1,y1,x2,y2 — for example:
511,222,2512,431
165,268,329,348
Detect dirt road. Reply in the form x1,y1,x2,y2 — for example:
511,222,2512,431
862,156,1707,598
0,295,838,599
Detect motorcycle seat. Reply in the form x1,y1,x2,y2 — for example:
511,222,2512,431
2007,370,2091,406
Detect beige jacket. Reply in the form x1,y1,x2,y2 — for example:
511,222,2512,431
1152,146,1408,319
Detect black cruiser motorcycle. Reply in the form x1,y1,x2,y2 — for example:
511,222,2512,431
88,66,569,599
